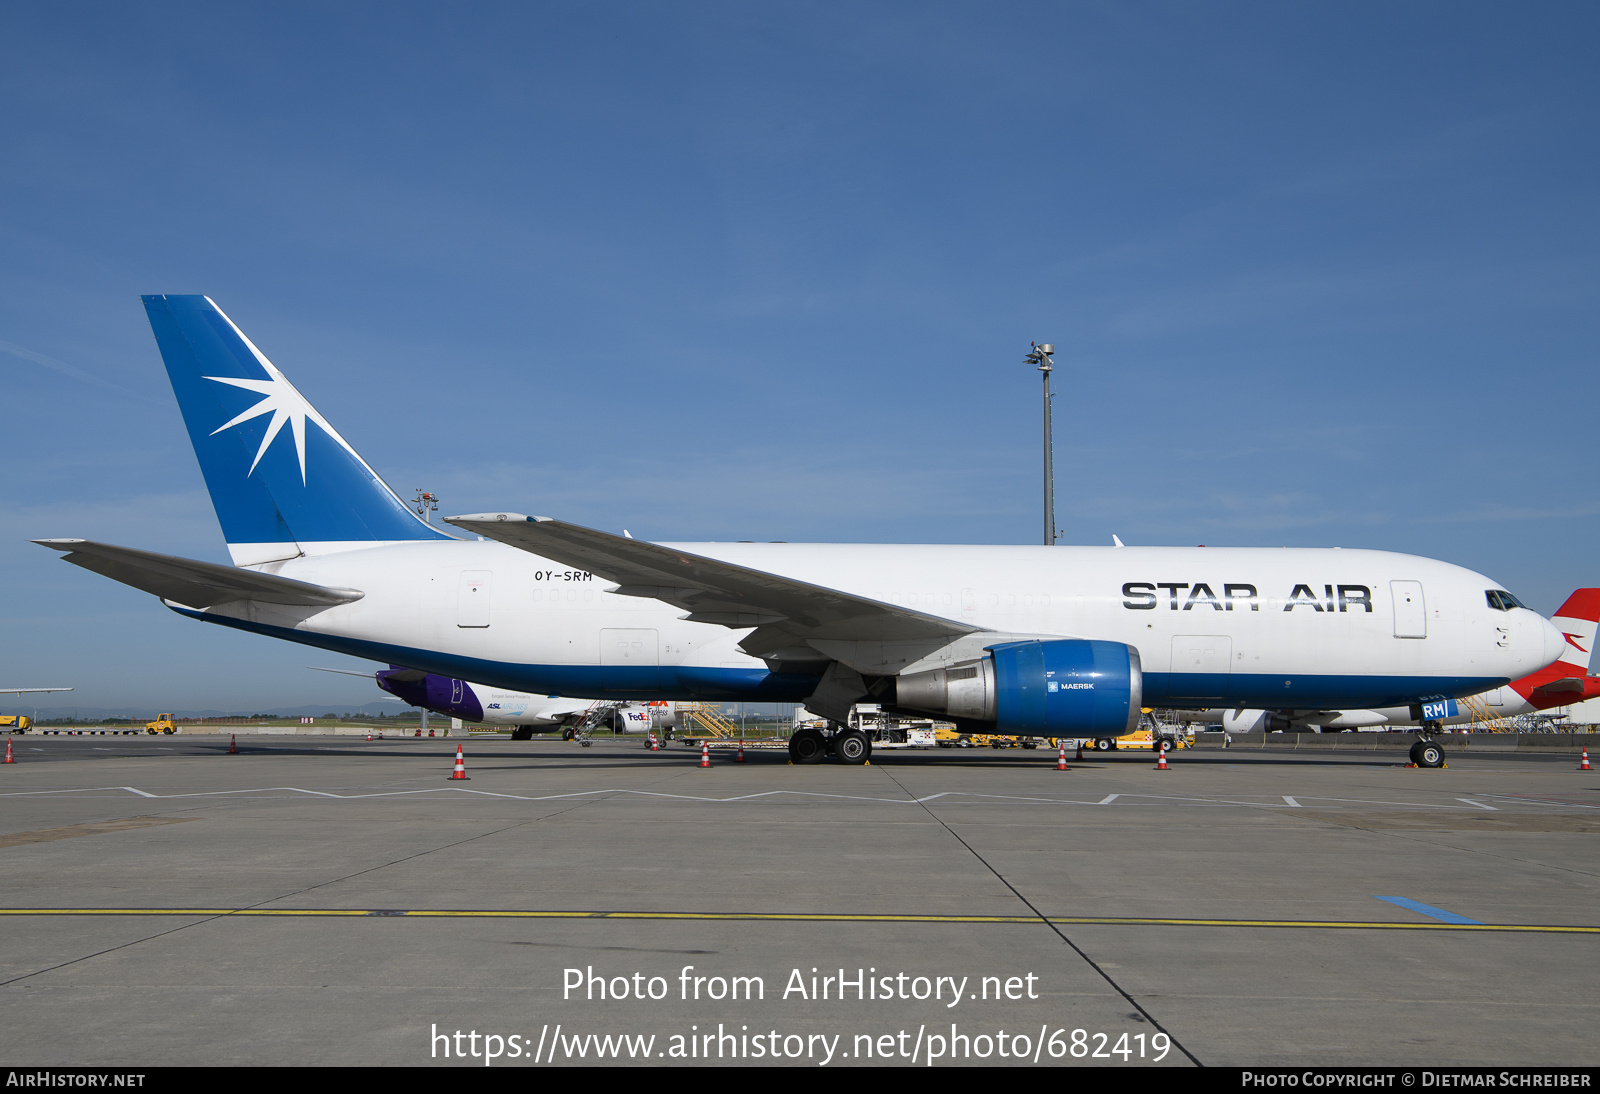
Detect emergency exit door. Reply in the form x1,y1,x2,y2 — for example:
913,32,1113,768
1391,581,1426,638
458,571,492,628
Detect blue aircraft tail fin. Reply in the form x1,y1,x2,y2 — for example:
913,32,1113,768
142,295,450,560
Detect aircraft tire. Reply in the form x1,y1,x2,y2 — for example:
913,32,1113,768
789,727,828,764
561,728,575,741
834,729,870,765
1412,740,1445,768
510,726,533,741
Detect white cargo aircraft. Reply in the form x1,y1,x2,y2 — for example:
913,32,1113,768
35,297,1568,768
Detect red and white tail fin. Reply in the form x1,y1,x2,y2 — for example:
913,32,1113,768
1550,589,1600,671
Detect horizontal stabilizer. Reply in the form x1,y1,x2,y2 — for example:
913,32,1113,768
444,513,978,648
34,539,363,611
1530,677,1587,699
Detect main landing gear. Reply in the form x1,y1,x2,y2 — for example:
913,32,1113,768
788,724,872,766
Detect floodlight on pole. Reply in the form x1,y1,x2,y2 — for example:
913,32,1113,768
1024,342,1060,546
412,490,438,523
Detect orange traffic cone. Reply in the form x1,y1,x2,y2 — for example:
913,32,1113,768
1074,740,1084,762
3,738,14,764
1056,740,1067,771
366,731,372,741
1156,746,1169,771
649,732,659,752
700,741,710,768
1582,748,1591,772
447,745,469,780
228,734,238,755
736,743,746,763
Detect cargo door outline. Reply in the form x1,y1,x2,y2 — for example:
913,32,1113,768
1391,580,1426,639
1169,635,1232,702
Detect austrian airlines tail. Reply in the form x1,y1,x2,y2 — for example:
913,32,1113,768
142,295,451,566
1509,588,1600,710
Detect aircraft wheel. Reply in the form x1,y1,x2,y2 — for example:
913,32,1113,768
510,726,533,741
1412,740,1445,768
789,727,828,765
834,729,870,765
561,728,575,741
1022,740,1037,750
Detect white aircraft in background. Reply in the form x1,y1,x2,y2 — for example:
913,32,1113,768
313,665,677,740
35,296,1568,768
1207,589,1600,734
1,687,72,733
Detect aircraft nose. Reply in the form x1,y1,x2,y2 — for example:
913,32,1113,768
1537,613,1567,671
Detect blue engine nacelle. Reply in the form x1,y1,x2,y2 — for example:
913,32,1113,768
893,639,1142,737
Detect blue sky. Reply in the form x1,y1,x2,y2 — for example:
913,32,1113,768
2,2,1596,712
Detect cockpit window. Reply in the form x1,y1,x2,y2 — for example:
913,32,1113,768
1486,590,1527,611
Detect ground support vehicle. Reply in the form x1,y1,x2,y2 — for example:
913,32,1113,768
145,714,177,735
1086,726,1192,753
0,715,31,733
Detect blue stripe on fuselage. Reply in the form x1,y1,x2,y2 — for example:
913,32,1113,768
169,606,1507,710
1149,672,1506,710
169,607,816,700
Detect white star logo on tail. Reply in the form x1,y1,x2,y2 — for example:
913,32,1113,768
204,361,355,485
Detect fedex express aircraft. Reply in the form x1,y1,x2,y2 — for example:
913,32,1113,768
35,296,1569,768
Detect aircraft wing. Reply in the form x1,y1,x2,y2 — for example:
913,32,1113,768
444,514,983,667
0,687,72,694
34,539,363,611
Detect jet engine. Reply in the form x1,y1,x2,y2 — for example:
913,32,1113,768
893,639,1142,737
1221,709,1293,733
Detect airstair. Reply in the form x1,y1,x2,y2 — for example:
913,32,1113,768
1457,694,1514,732
677,702,742,739
570,700,626,747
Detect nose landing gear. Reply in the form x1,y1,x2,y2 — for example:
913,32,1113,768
1410,723,1446,768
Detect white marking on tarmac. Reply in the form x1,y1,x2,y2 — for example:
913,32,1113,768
1481,795,1599,810
0,786,1568,814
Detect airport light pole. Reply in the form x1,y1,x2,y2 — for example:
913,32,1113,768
1024,343,1059,545
412,490,438,524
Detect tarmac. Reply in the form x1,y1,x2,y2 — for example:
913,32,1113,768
0,734,1596,1067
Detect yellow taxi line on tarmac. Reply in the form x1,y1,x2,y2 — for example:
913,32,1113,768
0,908,1596,932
